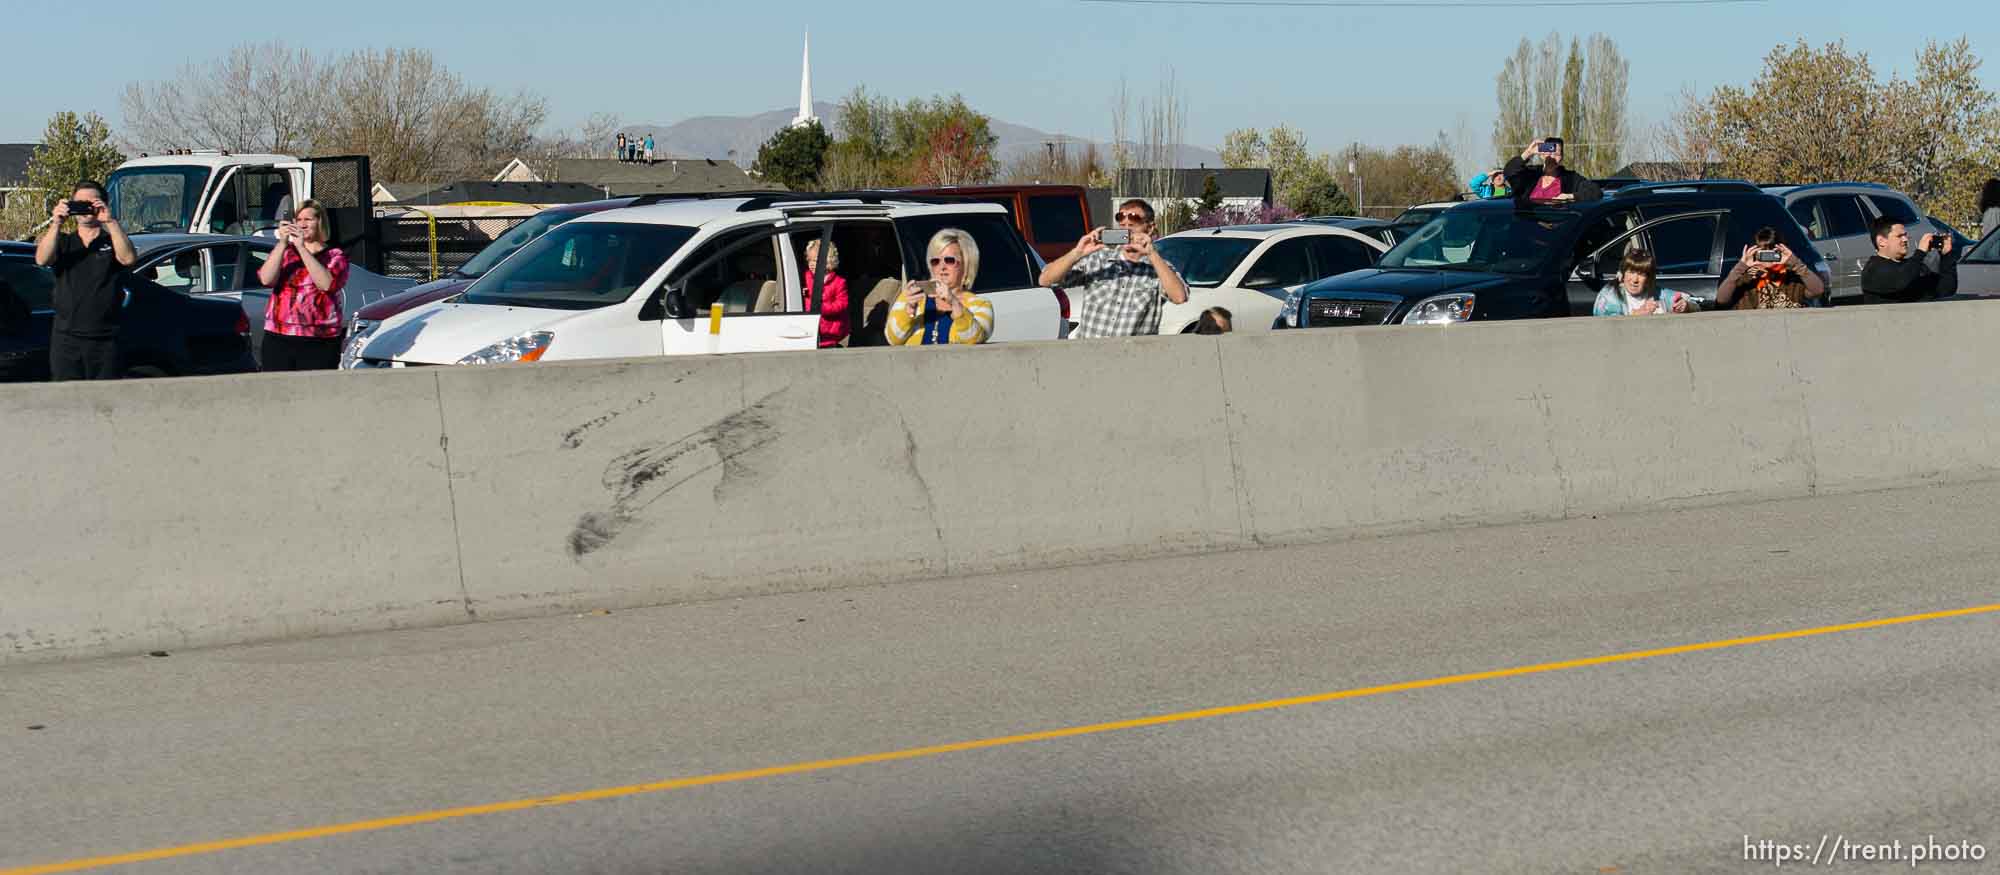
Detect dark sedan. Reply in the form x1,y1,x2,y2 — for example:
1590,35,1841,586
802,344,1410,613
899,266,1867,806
1,242,252,381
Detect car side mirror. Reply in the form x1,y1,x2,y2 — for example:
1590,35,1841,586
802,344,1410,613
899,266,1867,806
661,285,691,319
1576,257,1607,291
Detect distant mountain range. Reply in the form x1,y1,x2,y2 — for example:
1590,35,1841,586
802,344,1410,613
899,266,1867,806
621,102,1223,171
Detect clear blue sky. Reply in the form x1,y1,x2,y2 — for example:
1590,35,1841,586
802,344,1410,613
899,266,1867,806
8,0,1995,168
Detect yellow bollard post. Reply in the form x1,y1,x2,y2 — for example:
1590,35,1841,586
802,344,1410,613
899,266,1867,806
708,302,724,335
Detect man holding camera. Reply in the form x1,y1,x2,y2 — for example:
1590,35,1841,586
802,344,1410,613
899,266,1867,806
34,181,137,381
1502,137,1602,207
1862,217,1957,304
1040,198,1188,339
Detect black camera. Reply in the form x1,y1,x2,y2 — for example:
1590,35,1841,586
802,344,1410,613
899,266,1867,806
65,200,97,216
1753,249,1784,263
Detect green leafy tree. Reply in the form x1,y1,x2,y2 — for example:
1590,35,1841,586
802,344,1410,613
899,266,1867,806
1561,38,1585,167
824,88,997,187
1286,162,1354,217
6,112,125,238
1196,173,1224,215
751,120,832,190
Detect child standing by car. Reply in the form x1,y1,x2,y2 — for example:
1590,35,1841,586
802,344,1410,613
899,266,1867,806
1592,249,1692,316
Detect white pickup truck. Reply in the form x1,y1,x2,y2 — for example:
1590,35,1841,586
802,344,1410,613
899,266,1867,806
104,151,379,268
351,194,1069,366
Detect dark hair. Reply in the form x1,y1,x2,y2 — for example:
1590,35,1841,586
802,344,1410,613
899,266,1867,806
1117,198,1155,224
1870,215,1902,244
1194,306,1233,334
1545,137,1564,147
1981,178,2000,213
1619,249,1659,296
1753,226,1779,247
73,180,105,199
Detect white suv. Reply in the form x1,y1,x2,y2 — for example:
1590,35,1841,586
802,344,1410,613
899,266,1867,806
353,194,1066,366
1151,223,1386,333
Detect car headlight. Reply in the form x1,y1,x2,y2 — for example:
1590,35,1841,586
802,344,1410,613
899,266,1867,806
457,331,555,365
1402,293,1475,325
340,319,380,369
1278,288,1305,328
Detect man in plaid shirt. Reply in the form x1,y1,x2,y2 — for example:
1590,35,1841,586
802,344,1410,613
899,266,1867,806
1039,198,1189,338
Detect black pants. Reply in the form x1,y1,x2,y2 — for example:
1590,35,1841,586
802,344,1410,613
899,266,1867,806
261,333,341,371
49,333,120,381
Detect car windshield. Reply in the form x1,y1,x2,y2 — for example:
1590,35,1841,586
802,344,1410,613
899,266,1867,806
1377,208,1582,275
1153,237,1260,287
105,166,212,233
463,222,696,310
455,209,584,278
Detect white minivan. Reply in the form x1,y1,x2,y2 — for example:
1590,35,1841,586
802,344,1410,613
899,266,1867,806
350,195,1068,367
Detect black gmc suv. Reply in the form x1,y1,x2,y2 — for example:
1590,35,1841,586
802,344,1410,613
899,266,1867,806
1278,182,1833,328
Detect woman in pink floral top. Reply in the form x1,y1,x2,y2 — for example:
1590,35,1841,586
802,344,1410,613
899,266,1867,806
253,199,350,370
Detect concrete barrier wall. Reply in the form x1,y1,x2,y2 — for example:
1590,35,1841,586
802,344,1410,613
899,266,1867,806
6,300,1998,662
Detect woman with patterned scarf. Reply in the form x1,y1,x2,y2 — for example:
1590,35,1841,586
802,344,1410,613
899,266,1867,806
1715,226,1826,310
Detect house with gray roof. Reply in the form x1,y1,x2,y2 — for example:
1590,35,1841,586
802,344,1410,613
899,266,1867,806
492,157,776,196
0,143,38,212
1116,168,1272,217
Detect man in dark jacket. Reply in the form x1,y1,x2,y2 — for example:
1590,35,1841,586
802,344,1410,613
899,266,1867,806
1503,137,1603,207
1862,216,1956,304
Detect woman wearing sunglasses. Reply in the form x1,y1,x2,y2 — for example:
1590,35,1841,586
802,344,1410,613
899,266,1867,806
885,228,994,345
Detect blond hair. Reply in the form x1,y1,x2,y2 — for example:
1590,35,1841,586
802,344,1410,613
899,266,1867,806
295,199,330,245
804,238,840,271
926,228,980,290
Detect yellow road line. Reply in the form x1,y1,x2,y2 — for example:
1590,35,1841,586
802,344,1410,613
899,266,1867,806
8,602,1997,875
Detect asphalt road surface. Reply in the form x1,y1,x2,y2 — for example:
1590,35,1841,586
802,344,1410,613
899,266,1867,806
4,481,1998,874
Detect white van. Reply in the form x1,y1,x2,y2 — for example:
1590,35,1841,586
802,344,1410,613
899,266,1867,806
349,194,1068,366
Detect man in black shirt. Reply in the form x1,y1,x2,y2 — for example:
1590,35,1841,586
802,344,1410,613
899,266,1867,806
1861,216,1956,305
34,181,136,380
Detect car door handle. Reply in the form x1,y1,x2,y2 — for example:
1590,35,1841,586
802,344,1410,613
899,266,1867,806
777,330,813,339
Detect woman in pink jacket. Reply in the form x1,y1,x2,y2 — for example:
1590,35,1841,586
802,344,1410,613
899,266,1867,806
803,239,849,348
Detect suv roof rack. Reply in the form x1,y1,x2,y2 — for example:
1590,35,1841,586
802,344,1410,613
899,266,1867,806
733,190,968,212
627,190,793,207
1612,180,1764,197
1762,181,1892,194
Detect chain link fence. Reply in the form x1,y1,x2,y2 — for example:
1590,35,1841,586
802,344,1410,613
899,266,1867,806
378,215,532,281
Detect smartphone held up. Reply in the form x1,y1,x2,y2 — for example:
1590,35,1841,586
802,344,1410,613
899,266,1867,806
1100,228,1131,246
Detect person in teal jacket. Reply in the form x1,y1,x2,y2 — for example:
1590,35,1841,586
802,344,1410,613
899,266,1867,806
1467,169,1511,199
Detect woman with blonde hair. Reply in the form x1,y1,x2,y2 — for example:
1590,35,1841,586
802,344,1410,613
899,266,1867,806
1591,248,1692,316
254,199,350,369
886,228,994,345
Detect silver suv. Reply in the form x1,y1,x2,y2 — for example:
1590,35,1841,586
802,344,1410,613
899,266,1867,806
1763,183,1942,302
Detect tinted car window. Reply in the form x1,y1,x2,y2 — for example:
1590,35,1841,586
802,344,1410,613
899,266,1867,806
1153,237,1258,287
1866,194,1919,225
1026,195,1086,246
1642,215,1719,275
1380,208,1581,275
1241,239,1314,289
895,213,1033,291
465,222,697,310
1307,236,1377,277
1822,196,1870,238
1790,200,1828,240
0,258,55,311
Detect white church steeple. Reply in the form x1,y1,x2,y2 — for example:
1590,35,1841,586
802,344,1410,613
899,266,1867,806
791,32,818,129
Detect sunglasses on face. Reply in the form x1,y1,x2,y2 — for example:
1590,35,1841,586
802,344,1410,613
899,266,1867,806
928,256,959,266
1116,213,1149,223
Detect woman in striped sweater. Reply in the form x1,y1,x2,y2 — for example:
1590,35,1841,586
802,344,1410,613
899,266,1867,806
886,228,994,346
